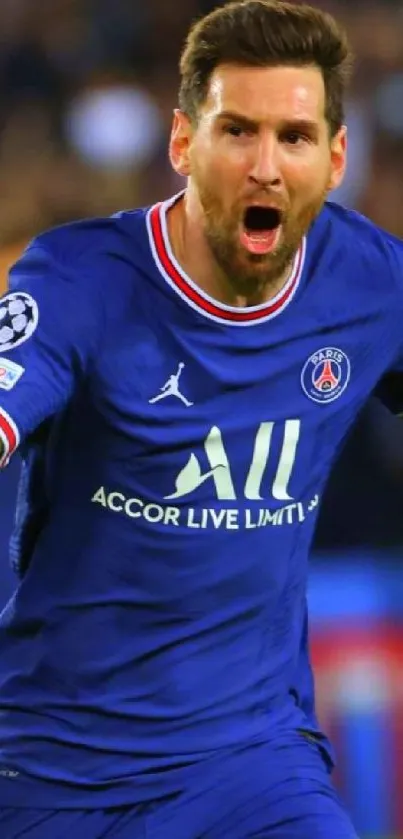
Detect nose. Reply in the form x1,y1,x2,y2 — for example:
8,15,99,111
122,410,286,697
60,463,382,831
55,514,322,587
249,133,282,188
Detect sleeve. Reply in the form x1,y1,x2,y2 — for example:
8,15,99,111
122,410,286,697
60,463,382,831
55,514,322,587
0,241,102,466
386,235,403,381
374,371,403,416
350,394,403,478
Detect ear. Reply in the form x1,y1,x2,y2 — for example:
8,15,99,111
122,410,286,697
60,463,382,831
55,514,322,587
328,125,347,192
169,109,193,177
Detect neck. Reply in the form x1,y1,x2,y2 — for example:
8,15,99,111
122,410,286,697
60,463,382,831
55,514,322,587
166,190,294,308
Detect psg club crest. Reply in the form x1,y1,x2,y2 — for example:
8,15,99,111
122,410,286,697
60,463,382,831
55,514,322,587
301,347,350,404
0,292,39,352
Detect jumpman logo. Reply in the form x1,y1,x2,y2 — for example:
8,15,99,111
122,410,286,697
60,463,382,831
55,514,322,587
149,362,193,407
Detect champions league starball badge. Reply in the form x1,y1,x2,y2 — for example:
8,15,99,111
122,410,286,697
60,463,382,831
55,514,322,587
0,292,39,352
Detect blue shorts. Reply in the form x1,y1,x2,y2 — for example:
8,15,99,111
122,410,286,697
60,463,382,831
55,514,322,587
0,734,358,838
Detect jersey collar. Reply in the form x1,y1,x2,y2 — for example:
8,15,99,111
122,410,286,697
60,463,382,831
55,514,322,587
147,192,306,327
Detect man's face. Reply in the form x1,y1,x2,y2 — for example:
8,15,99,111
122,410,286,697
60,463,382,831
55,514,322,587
171,63,346,295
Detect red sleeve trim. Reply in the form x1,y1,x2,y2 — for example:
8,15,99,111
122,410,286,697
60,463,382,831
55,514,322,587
0,407,20,467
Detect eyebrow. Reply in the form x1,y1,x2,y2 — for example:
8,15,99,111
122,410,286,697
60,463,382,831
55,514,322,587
217,110,320,136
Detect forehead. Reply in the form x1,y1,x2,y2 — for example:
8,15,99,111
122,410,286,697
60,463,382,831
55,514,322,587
204,64,326,123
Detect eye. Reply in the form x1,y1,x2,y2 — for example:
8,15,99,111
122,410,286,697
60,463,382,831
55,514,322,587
282,131,310,146
224,124,247,138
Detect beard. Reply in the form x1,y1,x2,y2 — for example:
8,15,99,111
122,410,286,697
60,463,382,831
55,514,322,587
197,181,328,300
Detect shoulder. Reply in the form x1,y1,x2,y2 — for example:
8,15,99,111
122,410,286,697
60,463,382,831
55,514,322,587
6,207,153,319
319,202,403,292
22,207,150,280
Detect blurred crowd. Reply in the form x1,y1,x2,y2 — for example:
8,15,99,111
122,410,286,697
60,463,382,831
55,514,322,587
1,0,403,275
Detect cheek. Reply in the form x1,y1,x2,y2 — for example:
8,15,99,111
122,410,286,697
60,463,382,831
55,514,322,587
212,150,250,195
197,154,235,193
286,157,330,199
190,138,249,199
191,143,218,181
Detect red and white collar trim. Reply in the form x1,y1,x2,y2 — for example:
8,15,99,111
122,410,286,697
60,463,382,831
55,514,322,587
146,192,306,327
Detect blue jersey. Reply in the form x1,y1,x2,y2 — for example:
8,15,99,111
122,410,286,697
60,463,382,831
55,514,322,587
0,193,402,808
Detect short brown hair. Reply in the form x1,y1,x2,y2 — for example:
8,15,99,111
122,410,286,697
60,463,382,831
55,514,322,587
179,0,353,136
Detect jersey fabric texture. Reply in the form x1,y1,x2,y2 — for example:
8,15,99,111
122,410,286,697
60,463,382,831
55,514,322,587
0,735,358,837
0,193,402,809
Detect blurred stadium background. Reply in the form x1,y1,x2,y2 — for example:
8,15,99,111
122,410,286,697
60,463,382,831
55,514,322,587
0,1,403,836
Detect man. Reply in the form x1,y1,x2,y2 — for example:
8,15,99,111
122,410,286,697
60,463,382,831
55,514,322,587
0,0,402,835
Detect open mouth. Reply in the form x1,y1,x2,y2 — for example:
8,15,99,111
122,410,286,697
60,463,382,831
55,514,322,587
241,206,282,255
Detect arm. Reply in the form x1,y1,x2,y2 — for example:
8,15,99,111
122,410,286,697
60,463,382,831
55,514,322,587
315,390,403,551
360,381,403,480
0,240,102,466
